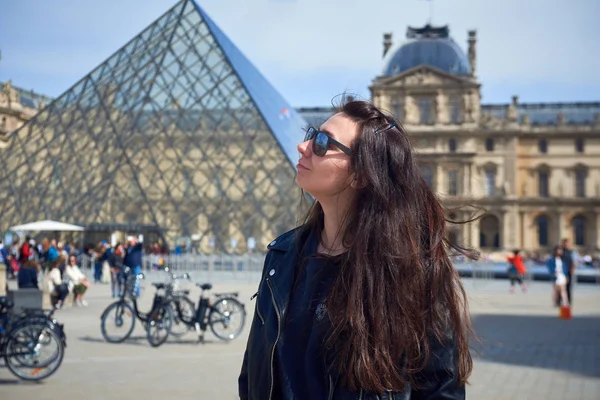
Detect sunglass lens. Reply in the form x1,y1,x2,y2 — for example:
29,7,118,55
313,132,329,156
304,127,316,142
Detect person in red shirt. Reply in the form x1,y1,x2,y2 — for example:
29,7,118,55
507,249,527,293
18,236,32,266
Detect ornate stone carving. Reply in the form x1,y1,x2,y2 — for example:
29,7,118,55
522,114,530,125
398,71,446,86
506,104,518,122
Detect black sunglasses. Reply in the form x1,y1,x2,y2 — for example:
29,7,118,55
304,126,353,157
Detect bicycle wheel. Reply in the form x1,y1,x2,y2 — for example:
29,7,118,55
169,296,195,338
146,303,173,347
101,301,136,343
4,322,65,381
209,297,246,341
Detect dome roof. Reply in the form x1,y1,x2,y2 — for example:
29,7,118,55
383,25,472,77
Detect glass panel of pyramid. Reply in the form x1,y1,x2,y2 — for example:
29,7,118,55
0,0,307,253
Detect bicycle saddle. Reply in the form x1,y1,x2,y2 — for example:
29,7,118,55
197,283,212,291
152,282,166,289
0,296,14,309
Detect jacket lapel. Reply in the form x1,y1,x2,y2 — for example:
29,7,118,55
265,228,304,322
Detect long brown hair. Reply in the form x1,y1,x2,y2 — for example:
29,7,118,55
300,100,475,393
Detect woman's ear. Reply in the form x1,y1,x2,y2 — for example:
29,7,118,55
350,175,366,189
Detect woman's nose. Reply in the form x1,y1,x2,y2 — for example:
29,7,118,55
297,139,311,156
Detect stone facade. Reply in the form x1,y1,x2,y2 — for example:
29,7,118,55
368,27,600,256
0,81,50,148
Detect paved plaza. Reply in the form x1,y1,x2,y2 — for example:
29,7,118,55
1,275,599,400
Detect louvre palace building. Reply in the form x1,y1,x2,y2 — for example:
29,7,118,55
1,0,599,256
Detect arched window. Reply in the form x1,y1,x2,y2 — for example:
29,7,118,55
572,215,586,246
479,214,501,249
536,215,549,246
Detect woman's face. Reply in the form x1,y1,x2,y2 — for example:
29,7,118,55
295,113,358,198
69,257,77,266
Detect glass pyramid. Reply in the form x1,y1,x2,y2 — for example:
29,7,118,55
0,0,307,253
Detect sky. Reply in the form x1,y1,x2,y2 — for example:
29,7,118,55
1,0,599,107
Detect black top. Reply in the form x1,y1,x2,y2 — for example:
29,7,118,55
275,233,339,400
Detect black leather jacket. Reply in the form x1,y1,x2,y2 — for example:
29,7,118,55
238,228,465,400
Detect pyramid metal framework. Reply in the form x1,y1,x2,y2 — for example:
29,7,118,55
0,0,308,253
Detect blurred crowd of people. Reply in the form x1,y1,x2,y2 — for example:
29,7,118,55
0,235,153,308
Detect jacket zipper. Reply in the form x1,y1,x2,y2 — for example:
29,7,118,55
267,278,281,400
251,290,265,325
358,388,363,400
328,374,335,400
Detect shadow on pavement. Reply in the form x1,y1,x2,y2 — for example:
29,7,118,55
471,313,600,378
78,335,227,346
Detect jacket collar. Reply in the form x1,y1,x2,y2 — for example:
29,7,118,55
266,227,302,253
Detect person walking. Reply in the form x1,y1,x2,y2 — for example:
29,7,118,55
507,249,527,293
238,100,474,400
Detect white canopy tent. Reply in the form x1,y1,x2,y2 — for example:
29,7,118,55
10,220,85,232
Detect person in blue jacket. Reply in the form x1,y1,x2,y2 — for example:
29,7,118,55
123,236,143,297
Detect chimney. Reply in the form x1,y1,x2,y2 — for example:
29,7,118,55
468,30,477,76
383,33,393,58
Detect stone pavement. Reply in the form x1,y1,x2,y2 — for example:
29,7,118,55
1,276,599,400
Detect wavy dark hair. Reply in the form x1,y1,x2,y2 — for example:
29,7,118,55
299,100,476,393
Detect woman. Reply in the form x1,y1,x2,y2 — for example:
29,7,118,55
507,249,527,293
547,245,569,307
48,258,69,309
239,100,474,399
65,255,90,306
17,259,39,289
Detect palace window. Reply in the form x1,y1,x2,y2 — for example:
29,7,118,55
418,98,434,125
448,170,458,196
572,215,586,246
449,95,462,124
449,138,457,153
485,138,494,152
575,138,584,153
575,169,586,198
538,139,547,153
538,170,549,197
536,215,549,246
391,98,404,122
420,165,434,189
484,168,496,196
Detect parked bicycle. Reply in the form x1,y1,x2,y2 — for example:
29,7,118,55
100,265,173,343
146,282,246,347
0,297,66,381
